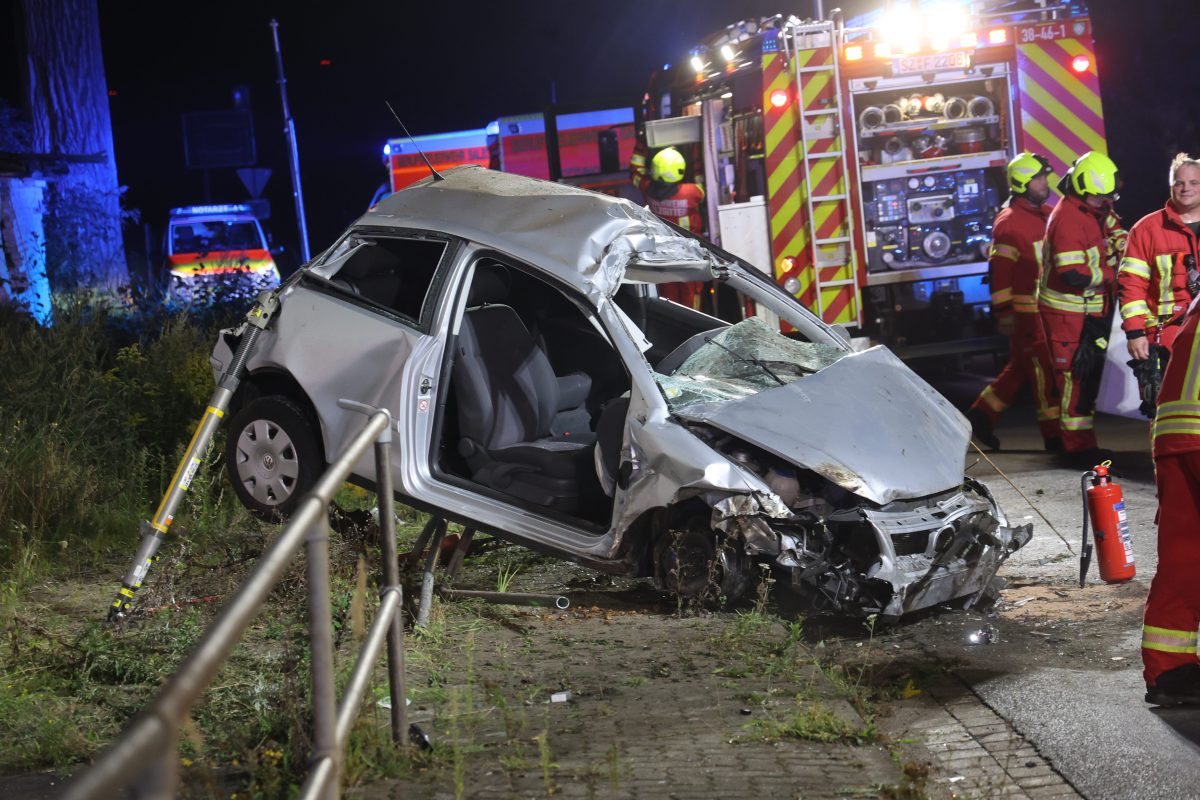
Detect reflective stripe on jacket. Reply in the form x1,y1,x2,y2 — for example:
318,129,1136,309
1153,296,1200,457
1118,201,1199,333
1038,194,1115,315
630,140,648,189
989,196,1050,317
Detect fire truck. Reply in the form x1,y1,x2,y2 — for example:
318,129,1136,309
639,1,1107,355
384,106,642,200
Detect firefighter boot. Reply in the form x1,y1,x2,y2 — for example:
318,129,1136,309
1146,663,1200,707
965,408,1000,451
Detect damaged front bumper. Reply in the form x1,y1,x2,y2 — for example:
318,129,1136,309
848,490,1032,618
716,481,1033,619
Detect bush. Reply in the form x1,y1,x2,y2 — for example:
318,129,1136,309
0,295,234,564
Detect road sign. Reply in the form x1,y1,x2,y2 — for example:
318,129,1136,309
237,167,272,198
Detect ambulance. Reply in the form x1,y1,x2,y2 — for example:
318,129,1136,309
164,204,281,303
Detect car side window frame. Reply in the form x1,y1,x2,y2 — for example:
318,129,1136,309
460,248,616,347
301,227,463,336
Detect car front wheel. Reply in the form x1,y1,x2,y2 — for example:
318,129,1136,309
653,518,753,608
226,395,323,520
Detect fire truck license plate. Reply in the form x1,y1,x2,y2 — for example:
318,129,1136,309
893,51,970,75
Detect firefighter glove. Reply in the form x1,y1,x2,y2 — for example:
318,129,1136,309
1127,344,1170,418
1072,315,1111,384
1059,268,1093,289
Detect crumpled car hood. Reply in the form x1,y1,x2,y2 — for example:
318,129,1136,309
672,346,969,505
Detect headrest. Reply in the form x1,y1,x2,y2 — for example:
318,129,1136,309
467,265,511,306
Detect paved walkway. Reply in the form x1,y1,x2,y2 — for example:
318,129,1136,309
351,612,901,799
883,672,1081,799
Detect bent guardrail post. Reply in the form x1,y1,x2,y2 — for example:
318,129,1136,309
373,421,409,744
304,514,339,800
337,400,408,744
133,726,177,799
336,586,403,749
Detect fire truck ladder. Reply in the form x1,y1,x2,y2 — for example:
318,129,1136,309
787,20,861,327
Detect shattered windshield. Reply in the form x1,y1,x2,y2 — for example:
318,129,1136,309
654,317,846,410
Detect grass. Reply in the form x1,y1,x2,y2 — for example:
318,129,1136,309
0,297,451,792
495,556,521,593
0,298,239,562
743,700,879,744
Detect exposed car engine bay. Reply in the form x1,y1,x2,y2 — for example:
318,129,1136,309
687,422,1032,620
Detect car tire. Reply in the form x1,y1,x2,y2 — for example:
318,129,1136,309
653,519,753,608
226,395,323,520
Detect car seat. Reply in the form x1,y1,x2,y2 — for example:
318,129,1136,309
452,265,597,514
593,395,630,497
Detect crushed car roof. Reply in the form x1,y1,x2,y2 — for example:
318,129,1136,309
356,165,716,300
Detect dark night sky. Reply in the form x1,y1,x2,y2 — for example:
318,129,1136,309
6,1,1200,269
93,0,805,258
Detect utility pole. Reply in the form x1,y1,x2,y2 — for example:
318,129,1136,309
270,18,311,263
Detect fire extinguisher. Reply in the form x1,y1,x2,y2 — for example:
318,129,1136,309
1079,462,1136,586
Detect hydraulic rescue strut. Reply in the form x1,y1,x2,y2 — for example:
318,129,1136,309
106,291,279,621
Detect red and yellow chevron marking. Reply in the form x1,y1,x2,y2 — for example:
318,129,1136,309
798,48,835,108
820,284,857,325
818,261,857,324
762,47,812,298
1016,30,1107,182
168,249,278,278
798,48,842,158
794,261,816,309
818,264,855,284
794,47,832,70
762,38,858,326
806,155,846,197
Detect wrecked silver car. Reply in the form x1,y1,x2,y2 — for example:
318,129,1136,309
211,165,1030,619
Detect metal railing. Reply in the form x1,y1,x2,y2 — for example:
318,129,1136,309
63,402,409,800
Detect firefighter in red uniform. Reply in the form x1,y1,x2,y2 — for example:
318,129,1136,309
636,146,706,233
1119,153,1200,361
1038,151,1124,465
1142,292,1200,705
966,153,1060,451
633,145,707,308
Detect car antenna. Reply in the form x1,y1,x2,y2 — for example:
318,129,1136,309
386,101,443,182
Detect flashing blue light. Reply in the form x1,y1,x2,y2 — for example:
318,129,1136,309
170,203,252,217
386,127,489,154
663,63,671,71
383,143,392,156
556,107,635,130
486,120,500,135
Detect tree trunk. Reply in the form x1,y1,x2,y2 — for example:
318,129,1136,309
21,0,128,290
